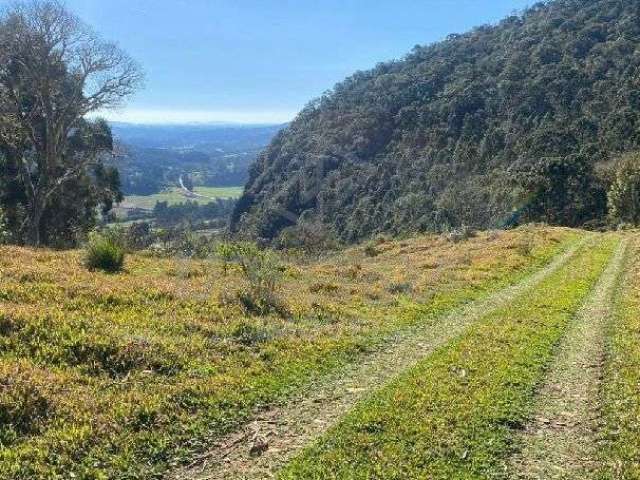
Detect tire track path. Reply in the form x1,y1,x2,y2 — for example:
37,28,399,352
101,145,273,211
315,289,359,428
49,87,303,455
171,237,591,480
507,236,628,480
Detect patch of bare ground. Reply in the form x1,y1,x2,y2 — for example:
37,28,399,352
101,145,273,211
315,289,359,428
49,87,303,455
506,236,629,480
170,237,590,480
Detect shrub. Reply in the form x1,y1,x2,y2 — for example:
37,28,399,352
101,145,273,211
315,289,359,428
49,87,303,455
374,234,390,244
363,241,380,257
215,242,287,316
215,242,236,275
444,225,476,243
345,263,362,280
387,281,413,295
277,219,339,252
125,222,155,251
231,321,272,346
517,235,535,257
309,282,340,294
309,302,342,325
608,152,640,226
176,230,214,259
0,377,51,443
139,227,216,258
85,231,125,273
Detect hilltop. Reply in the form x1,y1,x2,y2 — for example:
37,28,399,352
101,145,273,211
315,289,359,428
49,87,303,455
232,0,640,243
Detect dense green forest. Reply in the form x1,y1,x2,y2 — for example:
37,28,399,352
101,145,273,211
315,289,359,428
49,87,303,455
152,198,236,228
232,0,640,244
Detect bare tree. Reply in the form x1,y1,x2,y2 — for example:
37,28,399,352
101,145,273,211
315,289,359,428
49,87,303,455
0,0,142,245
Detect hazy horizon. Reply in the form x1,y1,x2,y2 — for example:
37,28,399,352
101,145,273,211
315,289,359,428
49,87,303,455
91,110,292,126
62,0,535,125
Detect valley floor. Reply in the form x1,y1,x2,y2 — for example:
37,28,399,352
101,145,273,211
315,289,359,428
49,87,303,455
117,185,243,213
1,227,639,479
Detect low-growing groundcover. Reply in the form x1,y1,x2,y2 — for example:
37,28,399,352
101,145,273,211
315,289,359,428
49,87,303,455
599,236,640,479
280,235,618,479
0,227,578,478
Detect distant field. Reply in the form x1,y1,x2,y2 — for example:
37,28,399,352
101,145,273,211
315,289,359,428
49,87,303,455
120,186,243,211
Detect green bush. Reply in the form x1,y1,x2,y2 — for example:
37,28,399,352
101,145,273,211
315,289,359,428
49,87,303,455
215,241,287,316
277,220,339,252
85,232,125,273
363,241,380,257
608,153,640,226
231,321,272,346
125,222,155,251
387,281,413,295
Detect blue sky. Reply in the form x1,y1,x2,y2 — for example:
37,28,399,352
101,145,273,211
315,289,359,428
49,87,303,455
56,0,535,124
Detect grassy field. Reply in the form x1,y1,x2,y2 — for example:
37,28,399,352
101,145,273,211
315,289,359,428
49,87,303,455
280,235,618,479
0,227,579,479
121,186,243,210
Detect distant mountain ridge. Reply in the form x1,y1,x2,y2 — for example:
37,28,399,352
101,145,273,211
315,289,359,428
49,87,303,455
231,0,640,243
111,122,285,152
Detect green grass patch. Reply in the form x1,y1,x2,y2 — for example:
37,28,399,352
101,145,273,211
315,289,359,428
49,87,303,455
122,186,243,210
280,236,617,480
599,236,640,479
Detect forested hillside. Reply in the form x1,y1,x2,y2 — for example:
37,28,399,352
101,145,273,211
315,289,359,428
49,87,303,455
232,0,640,243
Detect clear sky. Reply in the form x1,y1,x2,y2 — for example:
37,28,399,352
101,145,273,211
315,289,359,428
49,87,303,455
43,0,534,124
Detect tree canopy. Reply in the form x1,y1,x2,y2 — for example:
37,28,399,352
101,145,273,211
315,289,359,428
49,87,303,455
0,0,141,246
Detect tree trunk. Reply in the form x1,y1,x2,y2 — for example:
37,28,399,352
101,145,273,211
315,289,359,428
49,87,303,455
28,197,45,246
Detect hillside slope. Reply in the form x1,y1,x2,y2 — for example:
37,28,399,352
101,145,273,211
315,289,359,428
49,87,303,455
232,0,640,243
0,227,578,479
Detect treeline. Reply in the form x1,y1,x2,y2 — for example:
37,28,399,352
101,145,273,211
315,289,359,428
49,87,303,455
232,0,640,244
0,1,141,247
153,199,236,229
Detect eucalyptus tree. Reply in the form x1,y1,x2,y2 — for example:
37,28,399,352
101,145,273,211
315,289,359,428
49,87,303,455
0,0,142,245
